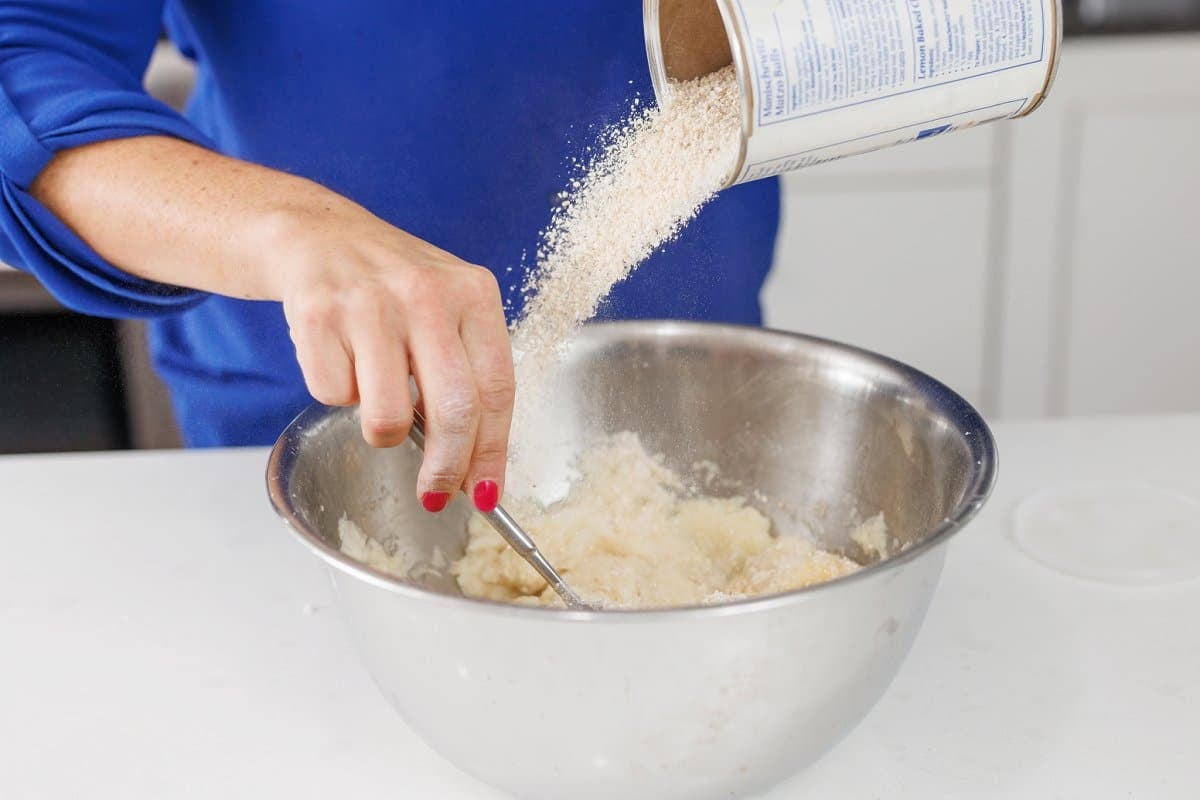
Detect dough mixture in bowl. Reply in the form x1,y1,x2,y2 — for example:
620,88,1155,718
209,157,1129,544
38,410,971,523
339,433,880,609
453,433,866,608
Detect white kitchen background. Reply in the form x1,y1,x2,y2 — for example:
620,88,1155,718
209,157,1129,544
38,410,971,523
3,33,1199,450
766,34,1200,419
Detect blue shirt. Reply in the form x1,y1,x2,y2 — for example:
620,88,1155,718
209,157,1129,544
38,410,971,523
0,1,780,446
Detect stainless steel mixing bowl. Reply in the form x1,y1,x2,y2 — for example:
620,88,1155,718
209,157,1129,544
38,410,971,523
267,321,997,800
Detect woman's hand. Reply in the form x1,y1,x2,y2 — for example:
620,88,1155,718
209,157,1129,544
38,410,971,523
266,200,514,513
32,136,513,512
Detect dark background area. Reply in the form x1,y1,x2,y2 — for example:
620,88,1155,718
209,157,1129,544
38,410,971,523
0,271,180,455
1063,0,1200,36
0,312,130,453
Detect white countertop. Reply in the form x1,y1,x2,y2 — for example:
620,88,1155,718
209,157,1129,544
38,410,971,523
2,415,1198,799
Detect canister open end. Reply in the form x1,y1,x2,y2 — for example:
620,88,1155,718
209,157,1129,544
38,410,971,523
644,0,752,187
657,0,733,81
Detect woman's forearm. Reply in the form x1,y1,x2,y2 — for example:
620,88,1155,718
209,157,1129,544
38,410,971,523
31,135,345,300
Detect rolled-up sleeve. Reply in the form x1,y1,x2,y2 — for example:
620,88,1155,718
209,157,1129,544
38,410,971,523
0,0,212,317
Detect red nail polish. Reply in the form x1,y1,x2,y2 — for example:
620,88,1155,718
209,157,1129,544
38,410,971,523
473,480,499,513
421,491,451,513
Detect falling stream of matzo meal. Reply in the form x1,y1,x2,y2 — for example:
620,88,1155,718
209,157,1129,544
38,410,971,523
507,66,741,491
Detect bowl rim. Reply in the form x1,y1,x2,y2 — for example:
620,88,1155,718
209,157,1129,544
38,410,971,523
266,320,998,621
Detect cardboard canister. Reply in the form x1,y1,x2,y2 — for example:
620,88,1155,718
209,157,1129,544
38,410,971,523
645,0,1062,185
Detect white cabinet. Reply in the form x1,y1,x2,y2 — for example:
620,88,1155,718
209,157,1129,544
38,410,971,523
765,183,994,408
764,119,1000,410
765,34,1200,419
999,35,1200,417
1064,109,1200,415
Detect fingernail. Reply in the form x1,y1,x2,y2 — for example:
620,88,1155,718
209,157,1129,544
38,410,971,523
473,480,499,513
421,491,451,513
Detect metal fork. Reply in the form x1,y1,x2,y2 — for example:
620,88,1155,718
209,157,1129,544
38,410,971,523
408,408,594,610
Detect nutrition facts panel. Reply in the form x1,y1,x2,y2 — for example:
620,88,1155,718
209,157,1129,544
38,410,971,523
736,0,1049,125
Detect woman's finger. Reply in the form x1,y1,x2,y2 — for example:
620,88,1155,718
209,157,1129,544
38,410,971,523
347,296,413,448
287,296,358,406
459,267,514,513
407,306,479,512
